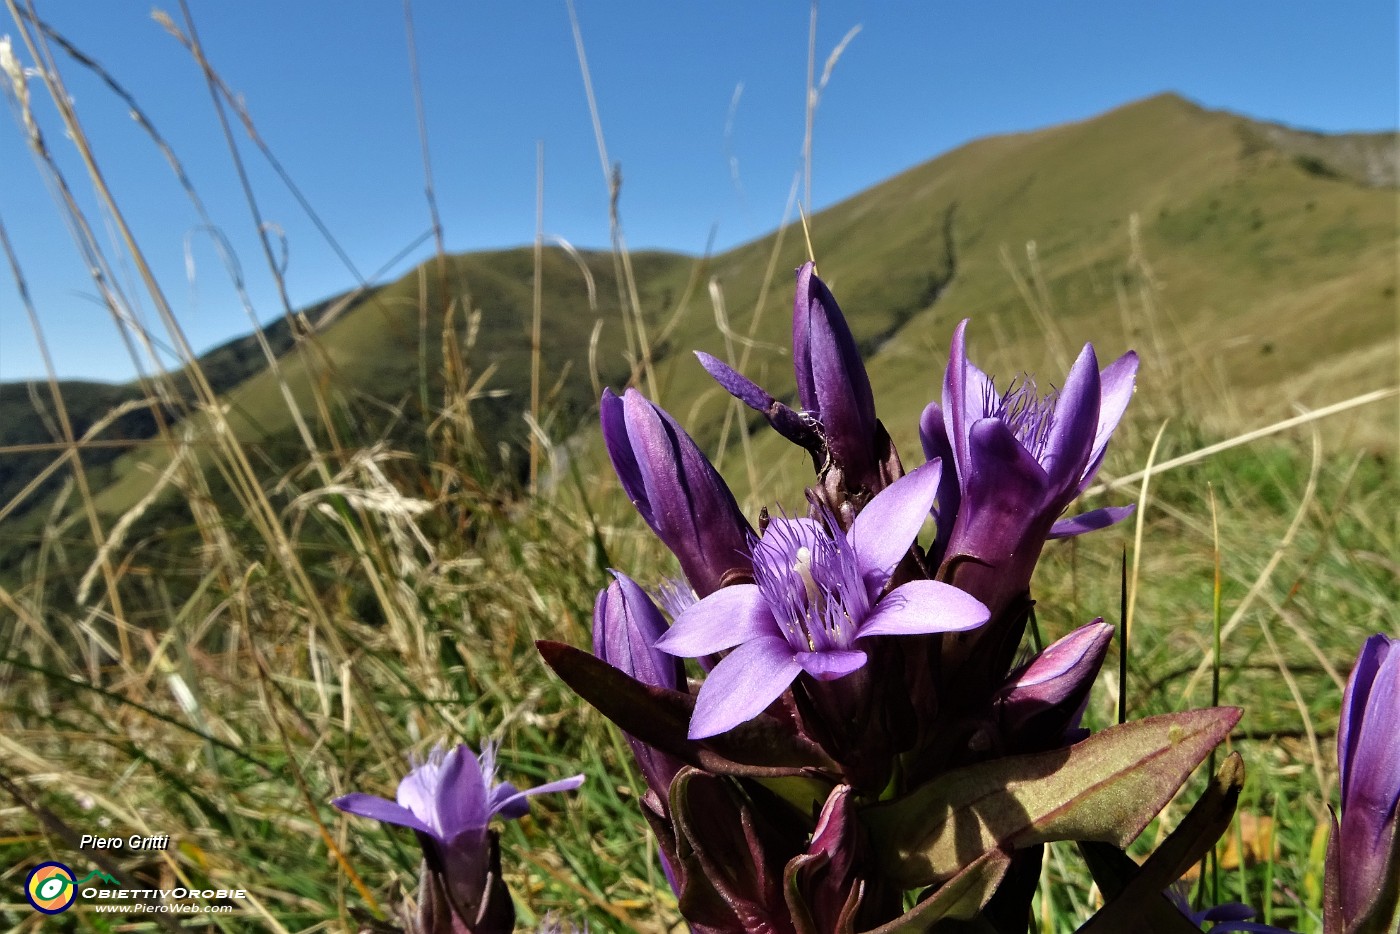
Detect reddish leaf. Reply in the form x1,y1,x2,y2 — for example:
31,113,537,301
865,708,1241,887
538,640,838,776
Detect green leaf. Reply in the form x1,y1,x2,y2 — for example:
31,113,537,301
537,640,839,776
865,708,1241,887
859,849,1011,933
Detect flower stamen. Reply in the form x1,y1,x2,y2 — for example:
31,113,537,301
982,375,1059,462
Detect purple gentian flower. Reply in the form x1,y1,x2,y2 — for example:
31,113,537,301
601,387,754,598
1167,883,1296,933
334,744,584,933
593,573,686,797
536,914,588,934
655,459,989,738
1326,633,1400,933
922,320,1138,612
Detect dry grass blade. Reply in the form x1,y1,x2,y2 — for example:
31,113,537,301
1124,419,1170,643
1089,387,1398,497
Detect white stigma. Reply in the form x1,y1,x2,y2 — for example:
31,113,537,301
793,546,819,604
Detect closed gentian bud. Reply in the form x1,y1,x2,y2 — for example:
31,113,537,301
793,263,881,492
994,620,1114,751
670,770,796,932
592,573,686,797
601,387,753,597
334,744,584,934
1325,634,1400,933
784,785,868,934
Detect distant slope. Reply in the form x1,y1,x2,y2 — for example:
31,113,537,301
638,93,1396,507
2,92,1394,538
76,247,693,517
0,310,306,517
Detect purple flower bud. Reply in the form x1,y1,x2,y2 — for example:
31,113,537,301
593,573,680,691
1326,634,1400,933
929,320,1138,617
334,744,584,934
995,620,1114,750
592,573,686,796
785,785,866,932
601,387,754,597
793,263,880,490
671,770,796,932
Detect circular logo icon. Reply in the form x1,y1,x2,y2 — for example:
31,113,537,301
26,861,77,914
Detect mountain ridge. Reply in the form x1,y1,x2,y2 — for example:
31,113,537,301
0,91,1394,559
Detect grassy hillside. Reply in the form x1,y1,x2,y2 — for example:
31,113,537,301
3,93,1392,535
0,247,696,579
600,93,1396,513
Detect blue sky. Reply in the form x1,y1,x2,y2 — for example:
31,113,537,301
1,1,1395,382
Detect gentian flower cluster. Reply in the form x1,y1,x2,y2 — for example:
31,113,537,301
538,260,1270,931
327,258,1396,932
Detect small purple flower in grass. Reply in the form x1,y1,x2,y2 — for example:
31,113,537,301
1325,633,1400,933
655,459,989,739
334,744,583,934
1166,883,1296,933
335,743,585,853
601,387,754,598
922,321,1137,612
535,913,588,934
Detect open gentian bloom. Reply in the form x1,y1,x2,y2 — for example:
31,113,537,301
601,387,754,597
1326,633,1400,933
334,744,584,933
922,320,1138,613
655,459,989,739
